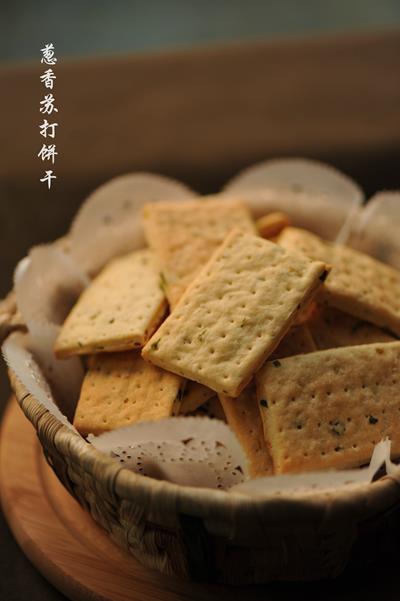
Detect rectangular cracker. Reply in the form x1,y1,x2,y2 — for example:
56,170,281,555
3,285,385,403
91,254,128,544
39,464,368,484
256,212,290,239
256,341,400,474
219,385,273,477
180,381,215,414
278,227,400,336
142,196,256,308
74,352,183,436
271,325,316,359
55,249,166,358
142,229,329,397
189,396,226,421
308,306,397,350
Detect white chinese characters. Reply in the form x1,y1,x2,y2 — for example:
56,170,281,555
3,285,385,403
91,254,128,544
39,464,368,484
40,68,56,90
40,171,57,189
38,144,58,164
39,44,58,189
39,119,58,139
41,43,57,66
40,93,58,115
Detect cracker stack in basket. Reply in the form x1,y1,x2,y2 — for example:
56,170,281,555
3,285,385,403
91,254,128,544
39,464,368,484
142,196,257,308
142,228,328,396
54,199,400,478
54,248,186,435
143,196,259,411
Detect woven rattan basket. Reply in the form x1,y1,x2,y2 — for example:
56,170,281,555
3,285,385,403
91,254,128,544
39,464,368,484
2,290,400,584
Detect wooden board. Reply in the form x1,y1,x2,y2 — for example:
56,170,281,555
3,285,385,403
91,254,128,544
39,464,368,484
0,397,273,601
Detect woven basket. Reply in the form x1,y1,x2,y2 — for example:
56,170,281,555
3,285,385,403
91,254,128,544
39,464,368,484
3,296,400,584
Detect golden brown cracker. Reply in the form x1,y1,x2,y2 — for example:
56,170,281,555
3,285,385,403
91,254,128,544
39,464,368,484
219,385,273,477
180,381,215,414
74,351,183,436
55,249,166,358
256,341,400,474
279,227,400,336
188,396,226,421
143,229,329,397
142,197,256,307
308,306,396,350
256,211,290,239
271,325,316,359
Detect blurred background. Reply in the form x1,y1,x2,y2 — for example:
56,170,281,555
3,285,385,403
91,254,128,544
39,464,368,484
2,0,400,61
1,3,400,600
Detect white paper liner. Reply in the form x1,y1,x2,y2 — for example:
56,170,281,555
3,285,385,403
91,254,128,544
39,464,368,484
347,191,400,268
2,332,76,431
223,158,364,241
68,172,197,276
111,441,244,489
89,417,247,489
4,164,400,495
15,245,89,327
25,322,84,419
383,444,400,477
14,246,88,414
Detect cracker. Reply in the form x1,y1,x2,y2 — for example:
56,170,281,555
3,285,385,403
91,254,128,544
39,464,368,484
256,341,400,474
189,396,226,421
55,249,166,358
143,229,329,397
204,396,226,421
308,306,397,350
278,227,400,336
142,197,256,307
256,212,290,239
219,384,273,477
74,352,183,436
294,300,318,325
180,381,215,414
271,325,316,359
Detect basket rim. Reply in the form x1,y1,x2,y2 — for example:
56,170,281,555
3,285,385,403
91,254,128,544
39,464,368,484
9,366,400,524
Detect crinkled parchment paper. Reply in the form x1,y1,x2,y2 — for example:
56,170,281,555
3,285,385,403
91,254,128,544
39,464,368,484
347,191,400,269
2,332,75,430
223,157,364,242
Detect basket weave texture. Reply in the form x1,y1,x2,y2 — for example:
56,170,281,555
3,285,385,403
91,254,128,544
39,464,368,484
3,298,400,584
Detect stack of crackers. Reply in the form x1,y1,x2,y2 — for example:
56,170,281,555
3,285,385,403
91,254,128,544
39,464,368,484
54,196,400,478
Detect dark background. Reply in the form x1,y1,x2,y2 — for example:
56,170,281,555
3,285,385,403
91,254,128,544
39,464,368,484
2,0,400,62
1,2,400,600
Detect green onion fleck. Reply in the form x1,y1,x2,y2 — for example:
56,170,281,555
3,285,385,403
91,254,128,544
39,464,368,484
151,338,161,351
